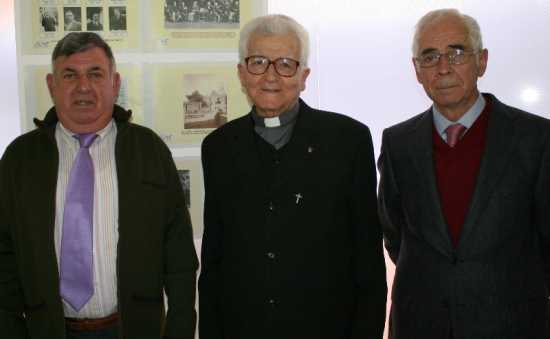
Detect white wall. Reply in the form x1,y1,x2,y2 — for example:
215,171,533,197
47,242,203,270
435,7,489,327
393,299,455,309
0,0,20,155
268,0,550,155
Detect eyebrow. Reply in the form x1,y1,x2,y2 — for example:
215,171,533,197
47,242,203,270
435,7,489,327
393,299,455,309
448,44,466,50
420,48,437,55
60,66,104,74
420,44,467,55
60,67,77,74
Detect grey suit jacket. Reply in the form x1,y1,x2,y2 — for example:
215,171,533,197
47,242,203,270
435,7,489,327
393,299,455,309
378,93,550,339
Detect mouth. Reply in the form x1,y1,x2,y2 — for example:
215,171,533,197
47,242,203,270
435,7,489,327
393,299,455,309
435,83,459,91
73,99,95,107
261,88,281,93
435,79,458,90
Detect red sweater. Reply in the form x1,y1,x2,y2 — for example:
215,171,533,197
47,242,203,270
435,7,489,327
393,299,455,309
433,102,490,246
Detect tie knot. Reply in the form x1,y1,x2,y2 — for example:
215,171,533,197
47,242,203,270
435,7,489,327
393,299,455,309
74,133,98,148
445,123,466,148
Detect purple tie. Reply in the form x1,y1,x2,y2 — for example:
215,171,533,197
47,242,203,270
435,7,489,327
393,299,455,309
60,133,97,311
445,123,466,148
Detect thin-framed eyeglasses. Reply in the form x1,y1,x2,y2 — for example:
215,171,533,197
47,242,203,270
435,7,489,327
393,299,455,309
244,55,301,77
415,48,478,68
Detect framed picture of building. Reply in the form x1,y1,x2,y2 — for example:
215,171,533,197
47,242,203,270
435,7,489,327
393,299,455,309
150,63,249,146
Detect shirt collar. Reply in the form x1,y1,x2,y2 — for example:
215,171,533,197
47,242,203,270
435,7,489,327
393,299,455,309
57,119,116,146
251,102,300,128
433,94,486,136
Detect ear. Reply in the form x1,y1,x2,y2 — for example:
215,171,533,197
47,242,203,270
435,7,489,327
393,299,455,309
46,73,55,99
299,67,310,91
412,58,422,83
112,71,121,95
477,48,488,77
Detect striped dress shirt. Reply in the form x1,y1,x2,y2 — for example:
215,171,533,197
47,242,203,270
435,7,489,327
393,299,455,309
55,120,119,318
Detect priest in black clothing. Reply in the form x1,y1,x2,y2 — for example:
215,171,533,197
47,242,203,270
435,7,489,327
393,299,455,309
198,13,387,339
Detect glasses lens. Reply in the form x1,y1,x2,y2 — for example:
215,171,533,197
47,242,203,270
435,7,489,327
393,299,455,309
246,56,269,75
449,49,468,65
418,52,440,67
274,58,299,77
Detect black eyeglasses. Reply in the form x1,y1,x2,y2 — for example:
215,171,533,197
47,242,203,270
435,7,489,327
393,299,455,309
244,55,301,77
415,48,477,68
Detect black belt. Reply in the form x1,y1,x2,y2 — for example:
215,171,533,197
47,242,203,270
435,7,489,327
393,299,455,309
65,312,119,332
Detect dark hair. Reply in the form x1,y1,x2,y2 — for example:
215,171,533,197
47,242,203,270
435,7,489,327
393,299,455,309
52,32,115,68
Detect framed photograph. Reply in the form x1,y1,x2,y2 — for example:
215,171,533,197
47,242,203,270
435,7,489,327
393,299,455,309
147,0,266,50
40,7,59,33
173,157,204,239
86,7,104,31
108,6,127,31
63,7,83,31
164,0,240,29
183,74,228,129
150,63,250,146
23,0,140,53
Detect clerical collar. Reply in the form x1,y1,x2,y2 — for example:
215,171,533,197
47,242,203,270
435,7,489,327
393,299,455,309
251,102,300,128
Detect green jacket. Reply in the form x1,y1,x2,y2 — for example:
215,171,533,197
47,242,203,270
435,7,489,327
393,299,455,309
0,105,198,339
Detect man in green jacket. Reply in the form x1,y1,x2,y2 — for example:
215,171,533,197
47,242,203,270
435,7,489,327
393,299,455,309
0,32,198,339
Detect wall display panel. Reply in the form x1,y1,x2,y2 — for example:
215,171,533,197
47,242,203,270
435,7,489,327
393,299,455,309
150,63,250,146
22,0,141,54
147,0,266,51
15,0,266,144
174,157,204,239
22,64,145,132
23,65,52,130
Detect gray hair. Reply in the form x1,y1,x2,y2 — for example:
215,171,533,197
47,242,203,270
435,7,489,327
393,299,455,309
412,9,483,57
239,14,310,67
51,32,116,70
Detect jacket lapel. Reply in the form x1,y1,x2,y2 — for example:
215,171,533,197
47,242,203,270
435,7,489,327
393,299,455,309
457,96,517,251
281,100,320,174
228,113,264,183
407,109,454,258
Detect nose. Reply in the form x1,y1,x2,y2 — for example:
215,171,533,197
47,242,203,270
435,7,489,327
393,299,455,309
76,75,91,92
264,63,279,80
436,54,452,75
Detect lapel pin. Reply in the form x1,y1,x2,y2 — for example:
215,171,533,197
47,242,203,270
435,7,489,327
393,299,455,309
294,193,303,204
307,146,314,153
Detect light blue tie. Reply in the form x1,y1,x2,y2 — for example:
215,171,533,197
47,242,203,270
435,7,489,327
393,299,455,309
59,133,97,311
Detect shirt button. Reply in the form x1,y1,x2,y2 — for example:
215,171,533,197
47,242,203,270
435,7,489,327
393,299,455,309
267,252,276,259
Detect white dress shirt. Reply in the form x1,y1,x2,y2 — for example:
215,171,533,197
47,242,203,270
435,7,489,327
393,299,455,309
55,120,119,318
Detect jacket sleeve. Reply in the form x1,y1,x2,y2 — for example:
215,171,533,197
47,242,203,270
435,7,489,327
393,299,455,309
161,145,199,339
0,151,28,338
377,129,405,264
198,137,224,339
350,127,388,339
534,131,550,293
